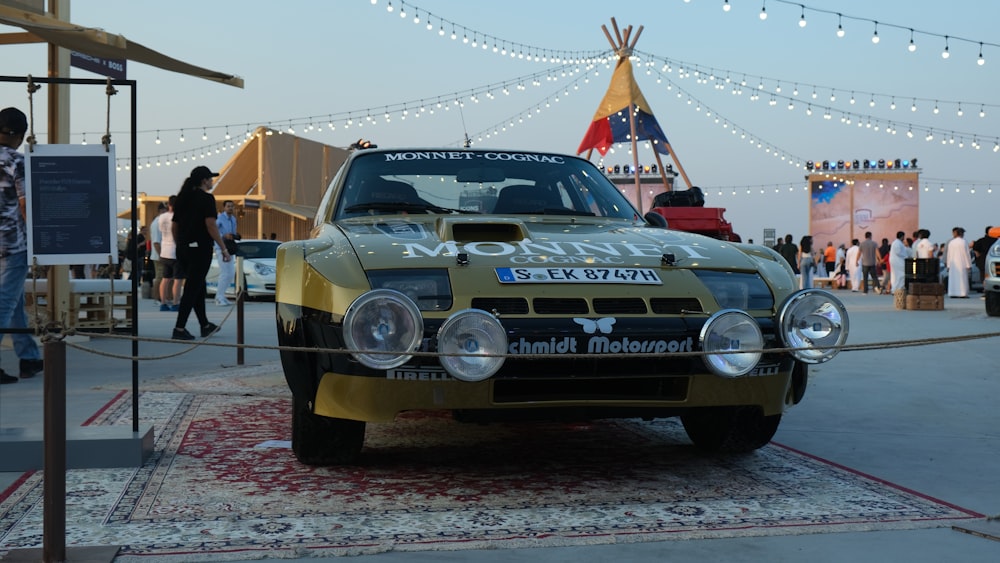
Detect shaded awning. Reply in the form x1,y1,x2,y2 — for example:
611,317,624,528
261,200,316,222
0,2,243,88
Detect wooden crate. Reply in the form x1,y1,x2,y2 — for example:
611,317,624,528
905,294,944,310
24,279,133,331
908,282,945,296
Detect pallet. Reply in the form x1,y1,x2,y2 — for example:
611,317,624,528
24,279,133,332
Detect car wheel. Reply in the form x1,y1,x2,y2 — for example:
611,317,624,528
291,395,365,465
986,292,1000,317
681,406,781,453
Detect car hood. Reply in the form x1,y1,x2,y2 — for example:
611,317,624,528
335,216,768,272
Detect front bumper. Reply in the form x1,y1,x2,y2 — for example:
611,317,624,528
278,303,801,422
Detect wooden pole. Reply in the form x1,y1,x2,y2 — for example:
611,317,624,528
600,25,617,51
628,104,642,211
628,26,645,50
610,18,623,48
662,141,694,189
650,146,671,190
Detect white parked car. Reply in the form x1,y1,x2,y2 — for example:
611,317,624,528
206,239,279,298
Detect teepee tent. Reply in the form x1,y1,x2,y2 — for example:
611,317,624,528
577,19,693,211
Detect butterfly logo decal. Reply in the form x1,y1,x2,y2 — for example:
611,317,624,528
573,317,617,334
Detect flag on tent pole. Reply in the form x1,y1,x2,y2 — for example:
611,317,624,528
576,58,670,156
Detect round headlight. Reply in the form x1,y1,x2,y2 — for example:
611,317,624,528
436,309,507,382
342,289,423,370
778,289,849,364
699,309,764,377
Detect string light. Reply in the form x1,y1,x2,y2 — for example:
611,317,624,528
908,29,916,52
836,13,844,38
723,0,731,12
941,36,950,59
759,1,767,21
632,51,999,123
798,5,807,28
871,21,879,44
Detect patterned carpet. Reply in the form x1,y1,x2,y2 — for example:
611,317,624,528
0,389,982,562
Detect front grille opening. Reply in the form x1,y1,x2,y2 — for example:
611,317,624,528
593,297,647,314
533,298,589,315
494,377,689,403
650,297,703,314
472,297,529,315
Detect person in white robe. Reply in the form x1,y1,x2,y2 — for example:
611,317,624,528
889,231,908,293
845,240,861,292
946,227,971,297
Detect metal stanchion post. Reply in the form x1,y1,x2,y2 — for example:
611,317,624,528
42,338,66,563
236,255,244,366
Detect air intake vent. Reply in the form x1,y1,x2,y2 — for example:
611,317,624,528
593,298,647,314
471,297,529,315
533,298,589,315
650,297,703,314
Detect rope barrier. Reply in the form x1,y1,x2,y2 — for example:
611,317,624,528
58,319,1000,363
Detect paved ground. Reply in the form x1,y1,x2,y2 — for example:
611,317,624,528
1,290,998,562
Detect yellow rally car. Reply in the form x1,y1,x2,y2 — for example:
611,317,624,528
275,148,849,465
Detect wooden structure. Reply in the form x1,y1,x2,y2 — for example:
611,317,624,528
122,126,349,242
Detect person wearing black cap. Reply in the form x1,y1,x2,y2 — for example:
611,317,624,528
170,166,231,340
0,107,43,383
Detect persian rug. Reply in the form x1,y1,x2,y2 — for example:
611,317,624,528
0,390,982,562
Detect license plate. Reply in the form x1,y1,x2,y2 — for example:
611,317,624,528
495,267,662,284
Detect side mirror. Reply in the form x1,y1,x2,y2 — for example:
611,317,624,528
644,211,668,229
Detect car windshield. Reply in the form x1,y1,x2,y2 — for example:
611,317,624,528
333,150,640,221
236,240,279,259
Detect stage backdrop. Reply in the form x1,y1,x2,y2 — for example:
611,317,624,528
808,172,920,247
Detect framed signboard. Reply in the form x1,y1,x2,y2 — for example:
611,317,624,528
24,144,118,265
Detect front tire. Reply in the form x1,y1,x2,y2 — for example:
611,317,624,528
291,396,365,465
681,406,781,453
986,291,1000,317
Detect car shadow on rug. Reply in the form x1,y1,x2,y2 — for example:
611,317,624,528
0,391,983,562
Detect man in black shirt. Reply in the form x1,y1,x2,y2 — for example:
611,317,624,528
778,234,799,274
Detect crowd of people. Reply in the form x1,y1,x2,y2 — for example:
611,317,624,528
772,226,996,299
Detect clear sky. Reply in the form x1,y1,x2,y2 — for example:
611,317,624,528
1,0,997,245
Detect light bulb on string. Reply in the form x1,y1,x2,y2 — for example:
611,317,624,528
942,36,950,59
759,1,767,20
798,6,807,27
723,0,731,11
836,13,845,38
871,22,879,44
908,29,917,52
155,131,161,144
978,43,986,66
